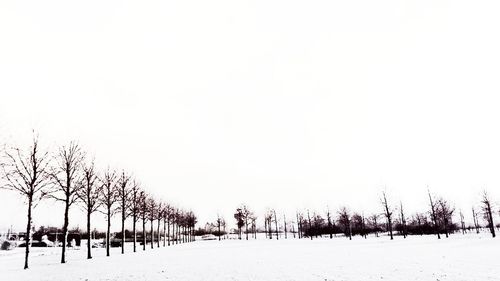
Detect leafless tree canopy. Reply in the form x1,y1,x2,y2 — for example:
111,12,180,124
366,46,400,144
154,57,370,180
0,134,51,269
47,142,85,264
76,159,101,259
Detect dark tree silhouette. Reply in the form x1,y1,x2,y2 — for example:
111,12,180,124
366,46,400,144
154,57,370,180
437,198,454,238
399,201,407,238
251,216,257,239
166,205,174,245
1,135,51,269
459,210,466,234
156,201,163,248
47,142,85,264
428,190,441,239
234,207,245,240
76,159,101,259
242,205,253,240
216,215,223,241
472,207,480,234
369,214,380,237
381,192,394,240
326,208,333,239
296,211,303,239
482,191,496,238
273,209,279,240
162,204,170,247
414,213,426,236
337,207,352,240
283,214,287,239
139,191,148,250
117,170,132,254
99,168,118,256
129,180,141,252
147,198,157,249
265,211,273,239
307,210,312,240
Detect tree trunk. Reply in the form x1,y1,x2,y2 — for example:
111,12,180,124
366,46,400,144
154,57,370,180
167,219,171,246
121,211,125,254
245,221,249,240
308,213,312,240
61,200,69,263
142,218,146,251
87,210,92,259
157,219,161,248
487,203,496,237
274,213,279,240
106,208,111,256
328,217,333,239
150,220,154,249
284,215,287,239
163,219,166,247
388,217,393,240
429,194,441,239
24,197,33,269
133,215,137,252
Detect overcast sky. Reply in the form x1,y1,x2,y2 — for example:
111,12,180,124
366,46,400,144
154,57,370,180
1,0,500,232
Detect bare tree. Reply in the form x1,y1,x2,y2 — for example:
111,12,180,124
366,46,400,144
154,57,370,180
1,135,51,269
76,159,101,259
172,207,179,244
326,208,333,239
156,201,163,248
265,211,273,239
307,210,312,240
273,209,279,240
414,213,426,236
48,142,85,264
166,205,174,245
459,210,466,234
369,214,380,237
221,217,227,239
216,214,223,241
481,191,496,238
162,204,170,247
242,205,253,240
186,211,197,242
117,170,131,254
283,214,287,239
399,201,407,238
147,197,157,249
99,168,118,256
472,207,480,234
251,216,257,239
337,207,352,240
140,191,148,250
128,180,141,252
428,190,441,239
296,211,303,239
437,198,454,238
234,207,245,240
381,191,394,240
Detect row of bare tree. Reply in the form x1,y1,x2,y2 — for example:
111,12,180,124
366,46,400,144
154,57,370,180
0,134,197,269
223,190,497,241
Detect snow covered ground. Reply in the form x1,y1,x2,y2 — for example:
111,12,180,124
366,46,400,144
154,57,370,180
1,233,499,281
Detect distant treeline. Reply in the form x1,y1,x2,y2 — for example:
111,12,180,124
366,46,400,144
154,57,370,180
201,190,497,241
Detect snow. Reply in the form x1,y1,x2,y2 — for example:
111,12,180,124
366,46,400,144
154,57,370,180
1,234,499,281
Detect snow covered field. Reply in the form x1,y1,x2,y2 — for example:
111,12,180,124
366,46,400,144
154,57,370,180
1,234,499,281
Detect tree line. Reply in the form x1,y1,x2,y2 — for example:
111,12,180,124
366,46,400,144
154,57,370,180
0,134,197,269
217,190,497,241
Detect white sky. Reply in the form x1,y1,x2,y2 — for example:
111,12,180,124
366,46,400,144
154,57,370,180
1,0,500,232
